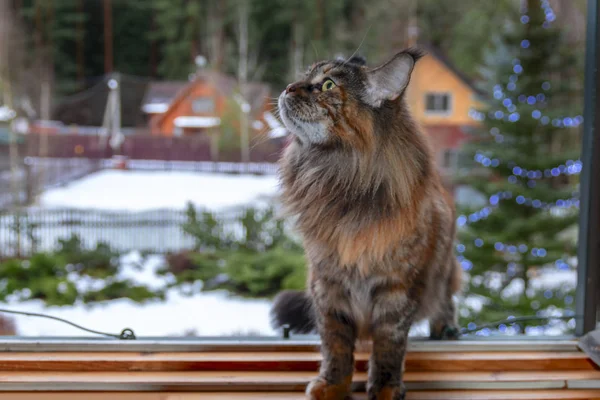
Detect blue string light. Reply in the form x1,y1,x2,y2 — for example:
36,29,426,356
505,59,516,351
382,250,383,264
456,189,579,229
474,153,583,179
457,1,578,314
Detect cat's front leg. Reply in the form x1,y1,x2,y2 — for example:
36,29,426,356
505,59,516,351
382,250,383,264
367,294,418,400
306,280,357,400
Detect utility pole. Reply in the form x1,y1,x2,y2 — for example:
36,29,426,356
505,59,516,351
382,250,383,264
101,75,123,157
104,0,113,74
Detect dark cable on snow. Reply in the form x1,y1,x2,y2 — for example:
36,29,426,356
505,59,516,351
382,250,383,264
0,308,136,340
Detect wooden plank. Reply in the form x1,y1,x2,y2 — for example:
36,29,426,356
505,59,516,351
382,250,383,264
0,370,598,392
0,351,594,372
2,391,600,400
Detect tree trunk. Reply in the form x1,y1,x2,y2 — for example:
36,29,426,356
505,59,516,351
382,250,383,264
150,5,157,77
209,0,225,71
315,0,324,41
76,0,85,87
292,19,304,80
238,0,250,165
103,0,113,74
1,1,22,212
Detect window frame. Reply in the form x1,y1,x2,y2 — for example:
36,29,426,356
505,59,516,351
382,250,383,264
575,0,600,337
0,2,596,348
424,92,453,116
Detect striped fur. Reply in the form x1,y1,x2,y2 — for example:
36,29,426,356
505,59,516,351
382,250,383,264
272,48,462,400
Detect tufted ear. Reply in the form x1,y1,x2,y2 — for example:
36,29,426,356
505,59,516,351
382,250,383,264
347,54,367,66
365,48,423,107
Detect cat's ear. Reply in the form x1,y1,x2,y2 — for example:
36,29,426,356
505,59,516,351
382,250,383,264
364,49,423,107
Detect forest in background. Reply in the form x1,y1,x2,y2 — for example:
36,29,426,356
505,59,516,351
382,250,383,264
1,0,588,108
0,0,590,336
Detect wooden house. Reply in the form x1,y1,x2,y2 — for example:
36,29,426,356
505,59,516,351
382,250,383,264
144,70,282,140
405,45,483,179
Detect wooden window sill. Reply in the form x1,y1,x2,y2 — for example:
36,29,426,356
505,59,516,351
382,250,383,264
0,339,597,399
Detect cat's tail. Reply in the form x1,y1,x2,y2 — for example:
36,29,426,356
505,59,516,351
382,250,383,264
270,290,316,334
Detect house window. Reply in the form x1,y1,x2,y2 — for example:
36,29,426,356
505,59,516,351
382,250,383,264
191,97,215,114
425,93,451,114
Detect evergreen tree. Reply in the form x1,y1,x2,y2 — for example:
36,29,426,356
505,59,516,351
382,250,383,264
457,0,582,334
150,0,205,80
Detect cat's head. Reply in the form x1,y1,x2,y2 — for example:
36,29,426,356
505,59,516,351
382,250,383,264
277,48,423,149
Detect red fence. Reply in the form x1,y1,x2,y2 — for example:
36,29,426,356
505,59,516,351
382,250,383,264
26,134,286,163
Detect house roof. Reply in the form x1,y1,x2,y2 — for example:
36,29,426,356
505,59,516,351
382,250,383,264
53,74,150,128
418,43,484,96
141,81,188,113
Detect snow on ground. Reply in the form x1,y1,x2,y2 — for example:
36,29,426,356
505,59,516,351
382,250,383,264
37,169,280,211
4,290,275,337
3,252,275,337
1,250,578,338
0,170,579,337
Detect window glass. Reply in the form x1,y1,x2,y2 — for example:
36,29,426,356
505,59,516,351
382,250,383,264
0,0,586,340
426,93,451,112
192,97,215,114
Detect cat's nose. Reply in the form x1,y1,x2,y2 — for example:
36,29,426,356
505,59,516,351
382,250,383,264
286,82,304,94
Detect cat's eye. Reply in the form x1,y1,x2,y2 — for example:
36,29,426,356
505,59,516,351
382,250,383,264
322,79,336,91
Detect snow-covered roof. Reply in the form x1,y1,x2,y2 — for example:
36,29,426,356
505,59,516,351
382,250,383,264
173,116,221,128
141,103,170,114
141,81,188,114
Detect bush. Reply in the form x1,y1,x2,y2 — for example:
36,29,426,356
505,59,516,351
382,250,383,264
164,204,307,298
0,234,163,306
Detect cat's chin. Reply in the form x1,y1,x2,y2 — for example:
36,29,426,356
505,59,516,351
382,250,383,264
280,113,329,146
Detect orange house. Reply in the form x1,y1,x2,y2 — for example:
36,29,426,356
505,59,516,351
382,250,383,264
145,70,282,140
405,45,484,178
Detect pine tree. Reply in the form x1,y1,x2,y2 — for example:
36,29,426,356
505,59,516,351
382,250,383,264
457,0,583,335
149,0,205,80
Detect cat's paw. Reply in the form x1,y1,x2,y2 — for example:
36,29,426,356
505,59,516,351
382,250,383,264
306,376,353,400
429,323,461,340
367,384,406,400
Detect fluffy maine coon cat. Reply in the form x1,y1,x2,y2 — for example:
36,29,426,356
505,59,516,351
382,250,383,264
271,49,462,400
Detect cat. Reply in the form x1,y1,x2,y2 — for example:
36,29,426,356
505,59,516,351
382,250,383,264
270,48,462,400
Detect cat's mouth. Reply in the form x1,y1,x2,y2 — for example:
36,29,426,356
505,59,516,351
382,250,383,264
278,91,328,144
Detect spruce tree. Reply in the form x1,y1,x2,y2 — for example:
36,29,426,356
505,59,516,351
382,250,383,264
457,0,582,335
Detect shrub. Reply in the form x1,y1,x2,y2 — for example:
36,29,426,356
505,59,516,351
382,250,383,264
165,204,307,298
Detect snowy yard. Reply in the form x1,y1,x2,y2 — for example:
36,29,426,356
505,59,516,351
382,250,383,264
0,170,282,254
3,251,276,337
1,250,577,338
37,169,281,211
1,169,283,336
0,169,579,337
